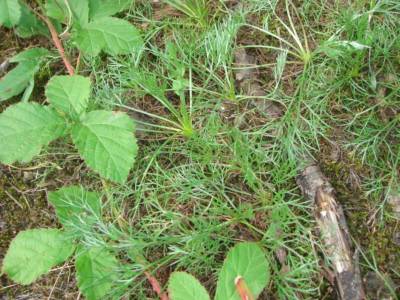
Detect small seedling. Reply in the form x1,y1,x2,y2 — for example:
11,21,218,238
0,0,143,183
246,0,311,65
165,0,209,28
168,242,270,300
2,185,270,300
0,74,137,183
1,186,119,300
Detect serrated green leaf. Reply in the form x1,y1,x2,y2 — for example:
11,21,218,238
0,102,66,164
46,75,91,117
71,110,137,183
10,47,50,63
45,0,89,27
74,17,143,56
88,0,131,19
0,60,39,101
168,272,210,300
0,48,48,101
45,0,66,22
48,186,101,234
0,0,21,28
15,2,48,38
1,229,74,285
75,247,118,300
215,242,269,300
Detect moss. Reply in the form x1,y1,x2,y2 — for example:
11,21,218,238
319,145,400,286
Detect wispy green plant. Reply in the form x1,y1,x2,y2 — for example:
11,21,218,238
203,13,244,69
246,0,312,65
165,0,209,27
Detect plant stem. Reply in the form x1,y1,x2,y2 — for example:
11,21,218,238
29,2,75,75
41,15,75,75
144,271,169,300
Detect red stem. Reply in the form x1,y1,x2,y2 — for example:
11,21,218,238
235,276,255,300
43,17,75,75
33,9,75,76
144,271,169,300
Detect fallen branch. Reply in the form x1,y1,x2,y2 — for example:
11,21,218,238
296,164,365,300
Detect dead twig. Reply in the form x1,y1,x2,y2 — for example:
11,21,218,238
297,164,365,300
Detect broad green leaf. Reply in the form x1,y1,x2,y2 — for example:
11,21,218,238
48,186,101,234
45,0,66,22
0,102,66,164
71,110,137,183
45,0,89,27
88,0,131,19
46,75,91,117
0,48,48,101
15,2,48,37
0,61,38,101
75,247,118,300
0,0,21,28
168,272,210,300
1,229,74,285
10,47,50,63
74,17,143,56
215,242,269,300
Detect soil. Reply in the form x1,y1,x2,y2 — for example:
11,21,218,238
0,165,79,299
1,2,399,299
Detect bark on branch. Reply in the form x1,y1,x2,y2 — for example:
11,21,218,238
297,164,365,300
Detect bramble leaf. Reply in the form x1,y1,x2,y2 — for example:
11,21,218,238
10,47,50,63
0,48,49,101
75,247,118,300
74,17,143,56
15,2,48,37
45,0,89,27
0,0,21,28
1,229,74,285
46,75,91,117
71,110,137,183
0,102,66,164
48,186,101,234
168,272,210,300
214,242,269,300
0,61,38,101
88,0,131,19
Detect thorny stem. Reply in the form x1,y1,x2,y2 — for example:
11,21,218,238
29,2,75,75
40,15,75,75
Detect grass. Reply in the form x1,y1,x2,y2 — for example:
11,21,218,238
1,0,400,299
77,0,400,297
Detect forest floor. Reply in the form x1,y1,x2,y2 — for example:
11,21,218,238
1,0,399,299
